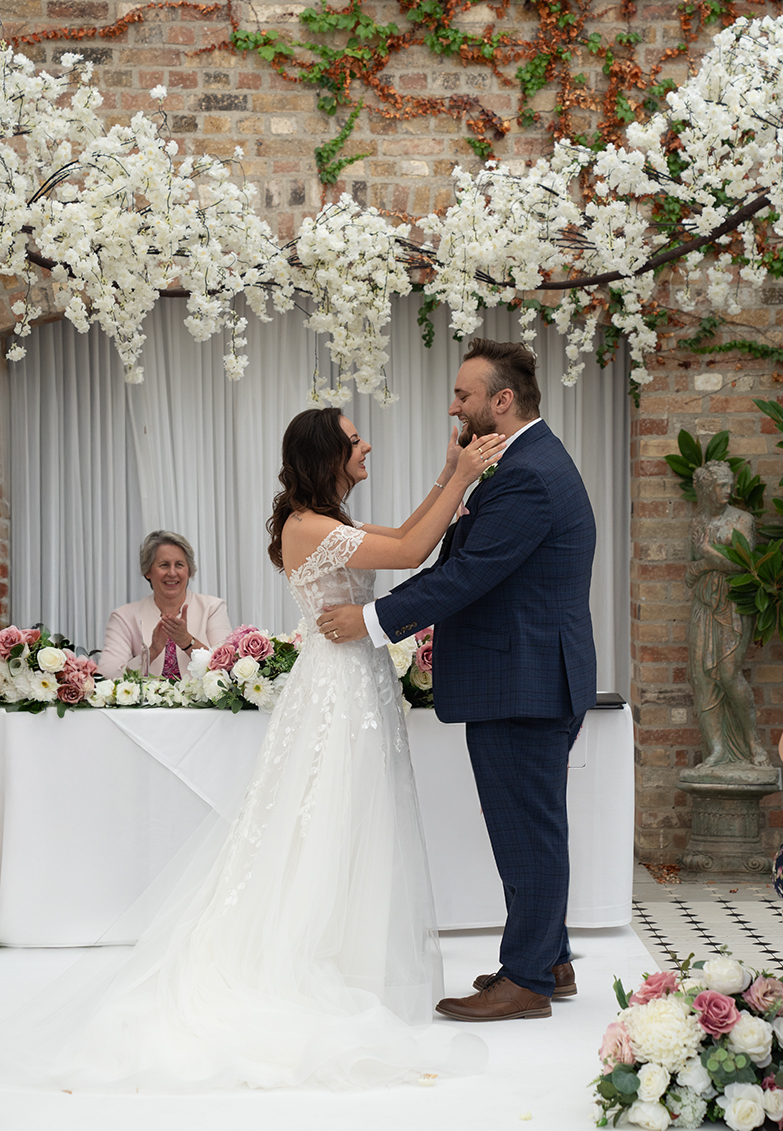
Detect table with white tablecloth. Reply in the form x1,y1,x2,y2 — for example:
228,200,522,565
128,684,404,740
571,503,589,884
0,702,634,946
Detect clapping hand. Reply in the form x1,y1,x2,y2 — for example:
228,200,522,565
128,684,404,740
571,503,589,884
159,603,190,650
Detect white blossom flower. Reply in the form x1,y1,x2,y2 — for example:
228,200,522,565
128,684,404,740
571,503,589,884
187,648,211,681
242,675,276,711
26,670,59,703
665,1085,708,1130
115,680,140,705
149,85,167,100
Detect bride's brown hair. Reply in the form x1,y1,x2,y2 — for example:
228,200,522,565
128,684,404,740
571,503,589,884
267,407,355,571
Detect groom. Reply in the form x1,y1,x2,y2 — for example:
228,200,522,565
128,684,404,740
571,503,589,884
318,338,596,1021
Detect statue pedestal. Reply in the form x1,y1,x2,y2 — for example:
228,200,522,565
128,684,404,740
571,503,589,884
677,766,782,874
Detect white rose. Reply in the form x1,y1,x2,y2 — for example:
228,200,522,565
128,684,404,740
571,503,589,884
772,1017,783,1045
701,956,752,995
386,639,416,677
626,1099,671,1131
727,1013,774,1066
676,1056,715,1098
409,665,433,691
202,670,229,702
636,1063,670,1103
37,646,67,673
115,679,140,705
717,1083,766,1131
94,679,115,702
231,656,260,685
763,1087,783,1122
187,648,211,681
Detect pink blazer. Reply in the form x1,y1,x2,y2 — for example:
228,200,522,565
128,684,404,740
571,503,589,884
98,592,232,679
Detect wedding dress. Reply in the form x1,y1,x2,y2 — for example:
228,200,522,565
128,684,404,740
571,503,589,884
0,525,484,1092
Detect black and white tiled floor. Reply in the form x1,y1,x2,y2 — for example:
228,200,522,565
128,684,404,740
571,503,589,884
632,863,783,975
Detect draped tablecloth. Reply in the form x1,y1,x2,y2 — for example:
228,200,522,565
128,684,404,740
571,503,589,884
0,702,633,946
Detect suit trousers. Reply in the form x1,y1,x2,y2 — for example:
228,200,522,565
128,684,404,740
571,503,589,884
464,713,584,997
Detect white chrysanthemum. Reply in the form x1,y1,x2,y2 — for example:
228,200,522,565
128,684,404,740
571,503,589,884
26,670,59,703
242,676,276,711
621,997,702,1073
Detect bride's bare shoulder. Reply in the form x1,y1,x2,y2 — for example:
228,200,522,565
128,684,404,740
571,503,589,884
282,512,347,576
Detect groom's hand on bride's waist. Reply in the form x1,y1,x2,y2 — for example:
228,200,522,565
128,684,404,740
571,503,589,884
317,604,368,643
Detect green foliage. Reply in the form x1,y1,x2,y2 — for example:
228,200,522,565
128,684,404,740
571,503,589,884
314,101,369,184
613,976,629,1009
664,428,748,503
466,136,494,159
416,293,441,348
676,313,725,350
232,28,295,61
516,53,552,102
701,1041,758,1089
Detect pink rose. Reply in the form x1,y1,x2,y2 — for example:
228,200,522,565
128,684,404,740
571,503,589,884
57,681,85,704
415,627,433,644
237,631,274,662
207,643,237,671
629,971,679,1006
743,977,783,1017
224,624,257,648
0,626,24,659
693,990,741,1037
598,1021,635,1074
60,668,93,693
71,653,98,676
415,642,433,672
22,628,41,645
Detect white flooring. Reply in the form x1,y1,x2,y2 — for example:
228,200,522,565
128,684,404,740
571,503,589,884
4,862,781,1131
1,924,653,1131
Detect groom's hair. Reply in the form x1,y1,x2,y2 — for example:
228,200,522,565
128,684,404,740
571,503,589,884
463,339,541,420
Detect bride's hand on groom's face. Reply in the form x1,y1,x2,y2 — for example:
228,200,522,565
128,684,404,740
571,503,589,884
456,432,506,484
317,604,368,643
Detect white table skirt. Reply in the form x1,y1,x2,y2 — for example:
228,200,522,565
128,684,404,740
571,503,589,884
0,703,634,946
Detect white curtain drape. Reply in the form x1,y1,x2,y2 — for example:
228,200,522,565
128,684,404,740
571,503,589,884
9,295,630,696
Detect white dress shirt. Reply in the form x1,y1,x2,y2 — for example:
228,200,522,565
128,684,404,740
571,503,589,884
363,417,542,647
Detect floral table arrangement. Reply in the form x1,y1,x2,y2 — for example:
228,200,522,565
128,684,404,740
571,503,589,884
595,954,783,1130
0,622,436,714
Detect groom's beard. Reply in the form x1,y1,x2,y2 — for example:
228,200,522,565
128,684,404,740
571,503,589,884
458,404,496,447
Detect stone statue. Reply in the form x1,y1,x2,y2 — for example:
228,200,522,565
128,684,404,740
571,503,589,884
683,460,770,776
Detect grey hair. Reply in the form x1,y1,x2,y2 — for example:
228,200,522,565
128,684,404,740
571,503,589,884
139,530,197,581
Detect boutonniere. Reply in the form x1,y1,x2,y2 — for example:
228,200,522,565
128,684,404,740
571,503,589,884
479,464,497,483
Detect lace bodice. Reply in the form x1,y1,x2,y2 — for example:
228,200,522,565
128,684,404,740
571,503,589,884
288,524,374,630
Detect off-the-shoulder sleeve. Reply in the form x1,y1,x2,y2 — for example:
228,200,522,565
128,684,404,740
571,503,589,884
290,525,366,585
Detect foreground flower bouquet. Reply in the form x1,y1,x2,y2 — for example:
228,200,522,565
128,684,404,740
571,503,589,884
186,624,302,712
594,955,783,1130
0,624,98,715
386,627,435,710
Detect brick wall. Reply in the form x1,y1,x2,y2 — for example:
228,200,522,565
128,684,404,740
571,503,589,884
3,0,782,859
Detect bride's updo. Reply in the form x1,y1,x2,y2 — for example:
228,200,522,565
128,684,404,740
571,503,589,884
267,407,355,570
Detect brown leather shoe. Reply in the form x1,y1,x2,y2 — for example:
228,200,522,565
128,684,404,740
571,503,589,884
435,975,551,1021
472,961,576,998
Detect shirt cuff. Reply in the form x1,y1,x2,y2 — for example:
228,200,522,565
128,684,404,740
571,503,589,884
363,602,390,648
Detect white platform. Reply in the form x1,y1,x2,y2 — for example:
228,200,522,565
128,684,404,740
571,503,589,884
0,925,654,1131
0,703,634,945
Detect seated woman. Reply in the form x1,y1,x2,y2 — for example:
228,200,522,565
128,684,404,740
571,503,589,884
99,530,231,679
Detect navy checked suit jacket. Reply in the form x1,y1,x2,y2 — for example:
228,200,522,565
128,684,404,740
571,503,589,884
376,420,597,722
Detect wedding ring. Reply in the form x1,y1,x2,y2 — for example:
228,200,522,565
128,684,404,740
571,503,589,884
332,630,339,640
478,446,483,454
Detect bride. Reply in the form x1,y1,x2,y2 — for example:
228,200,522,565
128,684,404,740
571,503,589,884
1,408,503,1093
